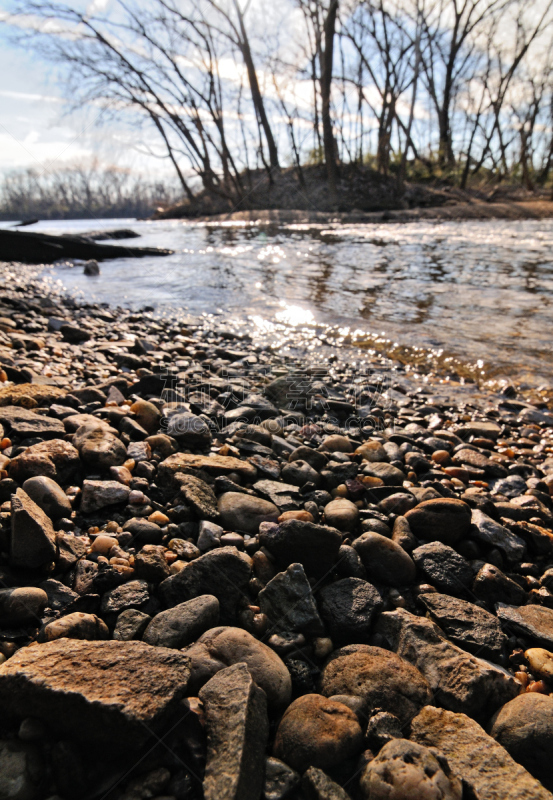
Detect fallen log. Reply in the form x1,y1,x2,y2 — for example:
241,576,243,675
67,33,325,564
0,228,172,264
74,229,141,241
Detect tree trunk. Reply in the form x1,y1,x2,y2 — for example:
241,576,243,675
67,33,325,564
320,0,339,203
233,0,279,171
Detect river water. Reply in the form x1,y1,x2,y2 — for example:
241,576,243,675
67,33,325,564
8,216,553,391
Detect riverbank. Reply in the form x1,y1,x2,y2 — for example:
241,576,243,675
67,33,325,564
0,266,553,798
195,198,553,225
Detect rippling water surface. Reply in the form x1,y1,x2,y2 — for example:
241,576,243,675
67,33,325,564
13,216,553,388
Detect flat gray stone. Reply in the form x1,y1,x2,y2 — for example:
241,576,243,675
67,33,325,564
199,663,269,800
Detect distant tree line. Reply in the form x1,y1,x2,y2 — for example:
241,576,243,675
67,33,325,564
5,0,553,206
0,161,180,220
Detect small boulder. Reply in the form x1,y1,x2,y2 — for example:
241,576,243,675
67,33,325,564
73,423,127,469
352,532,416,586
318,577,383,645
142,595,219,649
11,488,56,570
218,492,279,534
22,476,72,521
489,692,553,790
199,663,269,800
259,519,342,579
405,499,472,546
0,587,47,626
323,497,359,532
273,694,363,773
359,739,462,800
185,626,291,712
9,439,80,484
37,612,109,642
320,645,432,726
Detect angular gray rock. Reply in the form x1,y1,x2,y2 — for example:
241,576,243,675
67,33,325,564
376,609,519,723
264,757,300,800
470,509,526,562
11,488,56,569
418,592,507,661
0,405,65,439
80,480,130,513
0,639,191,745
411,705,553,800
178,474,219,521
412,542,473,594
318,577,383,645
302,767,351,800
159,546,251,625
142,595,219,648
199,663,269,800
259,519,342,579
259,563,324,636
112,609,151,641
495,602,553,649
100,579,150,615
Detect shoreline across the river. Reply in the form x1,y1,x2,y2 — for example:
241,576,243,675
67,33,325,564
0,266,553,798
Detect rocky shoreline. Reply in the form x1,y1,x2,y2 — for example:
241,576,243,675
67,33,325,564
0,263,553,799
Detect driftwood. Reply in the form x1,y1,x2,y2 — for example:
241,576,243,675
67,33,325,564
0,228,172,264
76,229,141,241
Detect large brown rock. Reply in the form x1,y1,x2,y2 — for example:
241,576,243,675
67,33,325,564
72,423,127,469
359,739,462,800
489,693,553,790
404,499,472,546
9,439,80,484
376,609,518,723
273,694,363,773
320,645,432,726
158,453,257,486
411,705,553,800
218,492,279,534
0,639,191,745
0,405,65,439
199,662,269,800
352,532,416,586
11,488,56,569
184,626,291,712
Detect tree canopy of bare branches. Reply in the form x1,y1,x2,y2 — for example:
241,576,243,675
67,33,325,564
4,0,553,205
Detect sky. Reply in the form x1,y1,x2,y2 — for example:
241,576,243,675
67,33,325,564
0,24,165,179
